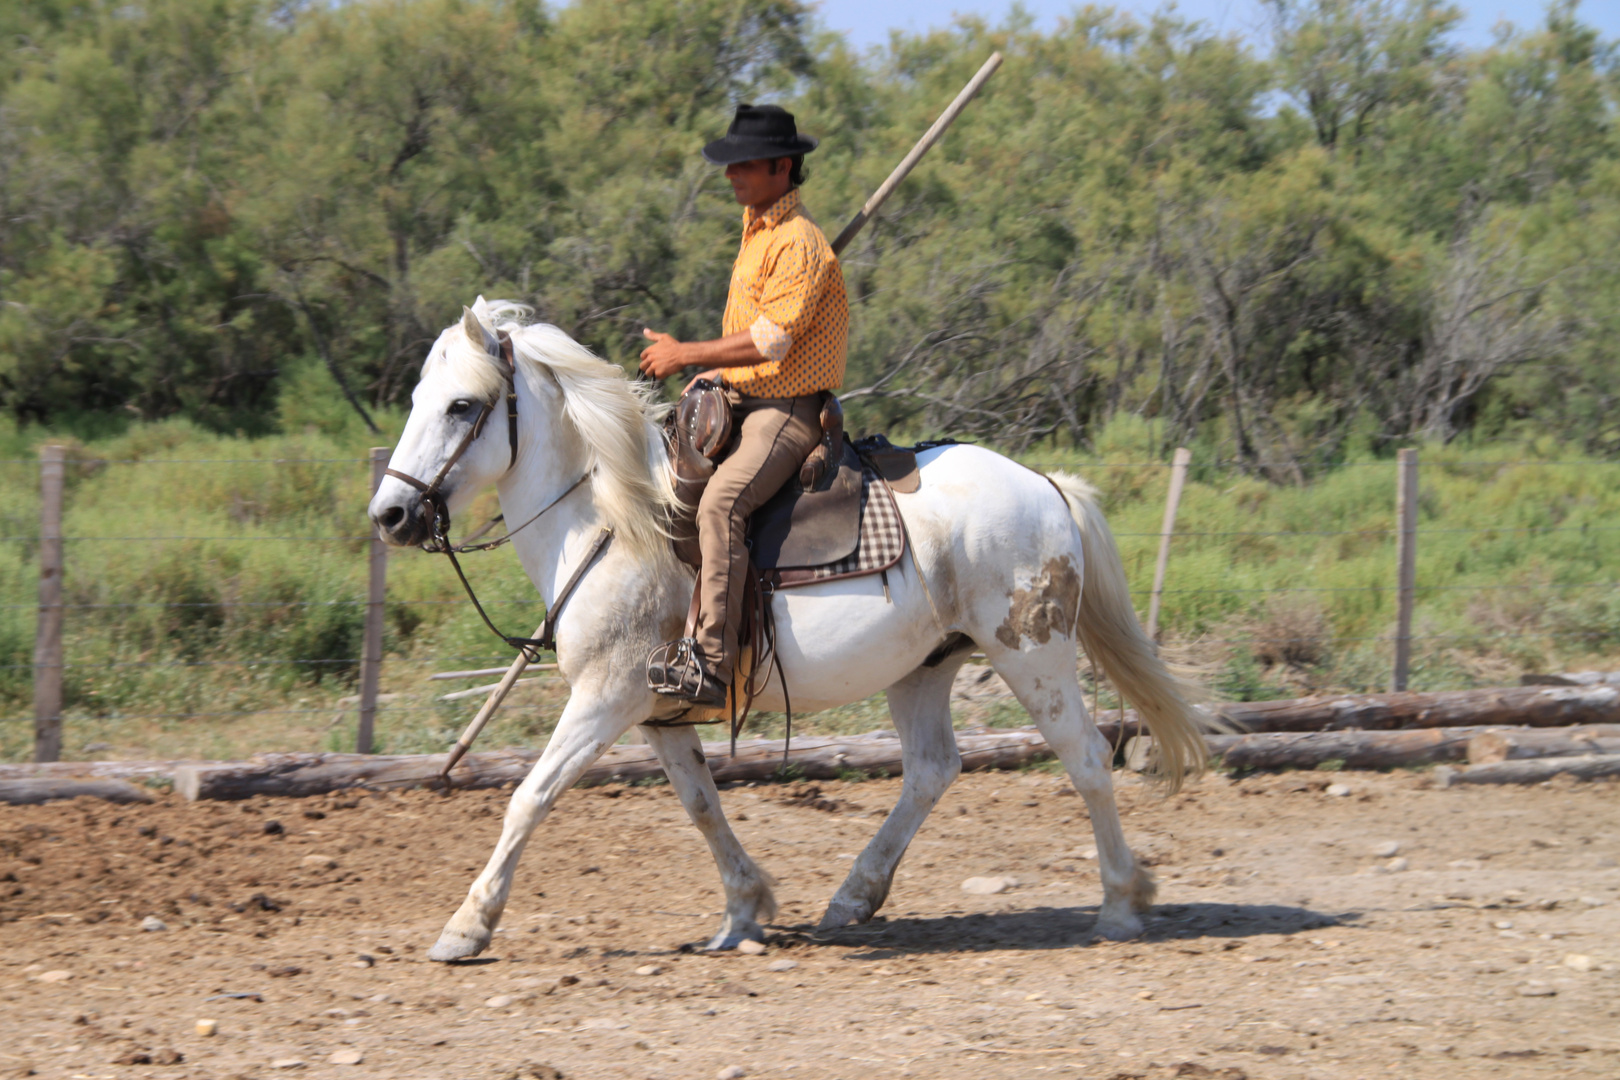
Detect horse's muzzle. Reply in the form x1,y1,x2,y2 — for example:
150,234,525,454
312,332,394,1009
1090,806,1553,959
372,498,433,547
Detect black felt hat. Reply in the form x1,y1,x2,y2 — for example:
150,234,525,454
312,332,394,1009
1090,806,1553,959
702,104,819,165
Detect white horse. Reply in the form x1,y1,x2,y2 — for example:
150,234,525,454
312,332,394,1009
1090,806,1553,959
369,299,1210,961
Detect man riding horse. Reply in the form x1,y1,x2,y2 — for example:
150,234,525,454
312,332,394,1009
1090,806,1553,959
638,104,849,708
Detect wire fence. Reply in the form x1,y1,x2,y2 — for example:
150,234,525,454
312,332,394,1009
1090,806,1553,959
5,447,1620,761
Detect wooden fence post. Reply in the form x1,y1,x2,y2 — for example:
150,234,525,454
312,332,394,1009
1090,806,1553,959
1145,447,1192,641
33,445,65,763
356,448,389,754
1392,448,1419,692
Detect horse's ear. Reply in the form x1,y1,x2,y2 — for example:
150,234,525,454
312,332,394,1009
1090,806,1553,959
461,306,501,359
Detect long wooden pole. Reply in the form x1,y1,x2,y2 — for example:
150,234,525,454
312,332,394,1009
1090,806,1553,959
356,448,390,754
33,445,65,763
439,632,545,786
829,51,1003,257
1145,447,1191,641
1391,449,1418,691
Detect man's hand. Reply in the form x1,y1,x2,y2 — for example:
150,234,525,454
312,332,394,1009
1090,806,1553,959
639,327,764,386
638,329,689,379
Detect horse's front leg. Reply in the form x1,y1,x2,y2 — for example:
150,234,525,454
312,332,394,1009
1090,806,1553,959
641,724,777,949
428,690,635,961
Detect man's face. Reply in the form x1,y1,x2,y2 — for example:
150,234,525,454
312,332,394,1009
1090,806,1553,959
725,157,792,209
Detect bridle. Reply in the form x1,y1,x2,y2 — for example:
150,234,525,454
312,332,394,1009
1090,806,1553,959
383,330,612,661
385,335,521,507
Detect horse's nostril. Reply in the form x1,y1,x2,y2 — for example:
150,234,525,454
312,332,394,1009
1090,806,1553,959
379,506,406,531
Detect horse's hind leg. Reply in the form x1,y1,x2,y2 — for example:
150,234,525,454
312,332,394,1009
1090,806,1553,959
818,654,967,930
641,724,776,950
985,642,1154,940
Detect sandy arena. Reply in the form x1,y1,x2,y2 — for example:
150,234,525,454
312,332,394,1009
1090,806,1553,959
2,767,1617,1079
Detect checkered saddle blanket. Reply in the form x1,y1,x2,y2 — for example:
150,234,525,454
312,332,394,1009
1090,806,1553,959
767,463,906,589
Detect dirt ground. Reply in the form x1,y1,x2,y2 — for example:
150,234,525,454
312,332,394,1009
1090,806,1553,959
2,767,1618,1080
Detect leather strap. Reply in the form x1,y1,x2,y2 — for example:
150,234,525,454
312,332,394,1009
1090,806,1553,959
385,333,519,498
435,516,612,661
500,334,519,470
445,471,590,554
386,398,494,499
538,527,614,651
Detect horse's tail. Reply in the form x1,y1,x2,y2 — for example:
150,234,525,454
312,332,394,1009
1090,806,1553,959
1047,471,1214,793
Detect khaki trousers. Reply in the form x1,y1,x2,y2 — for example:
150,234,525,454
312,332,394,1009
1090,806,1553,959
694,393,823,683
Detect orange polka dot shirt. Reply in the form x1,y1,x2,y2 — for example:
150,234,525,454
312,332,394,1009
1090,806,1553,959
721,188,849,399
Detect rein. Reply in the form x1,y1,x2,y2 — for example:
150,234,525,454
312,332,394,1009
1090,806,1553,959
427,482,610,662
386,332,612,662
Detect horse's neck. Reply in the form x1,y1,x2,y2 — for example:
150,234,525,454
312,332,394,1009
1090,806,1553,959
497,471,600,610
493,382,669,609
494,385,600,609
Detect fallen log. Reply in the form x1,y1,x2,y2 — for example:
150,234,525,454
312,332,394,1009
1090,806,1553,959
1079,685,1620,742
19,679,1620,801
0,760,179,783
172,728,1054,801
167,720,1548,800
5,681,1606,781
1206,727,1487,771
1466,725,1620,764
1124,726,1520,770
1215,684,1620,733
1447,754,1620,785
0,778,155,805
172,750,524,800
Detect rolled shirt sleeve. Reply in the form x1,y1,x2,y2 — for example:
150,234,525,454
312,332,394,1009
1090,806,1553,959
749,315,792,364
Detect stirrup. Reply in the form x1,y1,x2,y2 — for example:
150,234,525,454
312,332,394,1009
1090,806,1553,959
646,637,728,708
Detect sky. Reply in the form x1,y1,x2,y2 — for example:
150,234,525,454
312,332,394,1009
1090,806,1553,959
812,0,1620,52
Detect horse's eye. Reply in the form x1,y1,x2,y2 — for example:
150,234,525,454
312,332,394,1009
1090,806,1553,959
447,400,473,417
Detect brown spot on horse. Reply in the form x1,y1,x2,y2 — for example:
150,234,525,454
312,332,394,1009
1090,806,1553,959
995,556,1080,649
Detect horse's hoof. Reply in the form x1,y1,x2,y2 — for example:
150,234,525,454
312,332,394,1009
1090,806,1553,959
428,927,490,962
1093,913,1144,941
814,899,871,931
703,925,764,951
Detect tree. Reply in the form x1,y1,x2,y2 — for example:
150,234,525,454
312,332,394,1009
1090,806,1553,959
1266,0,1459,150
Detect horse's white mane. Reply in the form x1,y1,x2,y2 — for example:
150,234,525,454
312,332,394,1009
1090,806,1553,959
431,298,677,562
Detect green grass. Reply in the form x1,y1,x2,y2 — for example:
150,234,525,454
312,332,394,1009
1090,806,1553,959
3,401,1619,763
1082,424,1620,700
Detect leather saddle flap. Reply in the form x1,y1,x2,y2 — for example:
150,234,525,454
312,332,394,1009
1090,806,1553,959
748,440,862,570
851,433,923,494
866,447,919,493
